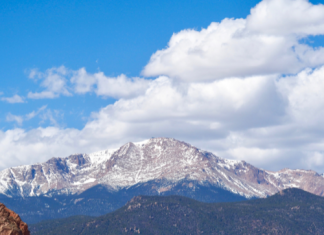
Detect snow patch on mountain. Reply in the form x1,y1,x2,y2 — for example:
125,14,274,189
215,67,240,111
0,138,324,199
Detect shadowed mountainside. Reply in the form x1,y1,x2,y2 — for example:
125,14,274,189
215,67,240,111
30,188,324,235
2,138,324,225
0,179,246,224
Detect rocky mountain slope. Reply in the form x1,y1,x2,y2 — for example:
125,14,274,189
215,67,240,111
0,179,246,224
29,188,324,235
1,137,324,199
0,203,30,235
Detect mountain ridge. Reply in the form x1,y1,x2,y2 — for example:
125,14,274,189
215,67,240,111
1,137,324,199
0,179,247,224
29,188,324,235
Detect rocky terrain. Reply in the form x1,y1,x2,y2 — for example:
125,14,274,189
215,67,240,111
1,137,324,199
0,203,30,235
2,137,324,224
29,188,324,235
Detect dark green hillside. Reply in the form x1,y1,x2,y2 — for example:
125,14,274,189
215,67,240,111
30,188,324,235
0,179,246,224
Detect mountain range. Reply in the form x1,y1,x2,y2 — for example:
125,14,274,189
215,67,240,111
29,188,324,235
1,137,324,224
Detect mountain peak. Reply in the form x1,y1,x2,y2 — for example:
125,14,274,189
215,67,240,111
275,187,321,200
1,138,324,199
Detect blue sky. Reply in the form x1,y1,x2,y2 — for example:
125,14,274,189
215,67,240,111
1,0,324,172
1,0,263,130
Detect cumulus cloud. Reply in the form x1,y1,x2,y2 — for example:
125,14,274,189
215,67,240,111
2,66,324,172
70,68,150,99
142,0,324,82
2,0,324,175
0,128,81,169
1,73,286,169
247,0,324,35
27,66,72,99
277,66,324,127
26,67,150,100
1,95,25,103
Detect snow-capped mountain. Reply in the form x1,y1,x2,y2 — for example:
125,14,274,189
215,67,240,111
1,137,324,199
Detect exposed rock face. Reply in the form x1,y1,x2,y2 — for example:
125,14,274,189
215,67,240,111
0,203,30,235
0,137,324,198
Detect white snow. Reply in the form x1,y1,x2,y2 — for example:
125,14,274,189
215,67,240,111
88,148,118,164
73,178,96,185
217,159,240,169
0,138,323,199
133,139,151,147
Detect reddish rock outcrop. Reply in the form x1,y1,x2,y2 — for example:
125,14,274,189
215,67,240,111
0,203,30,235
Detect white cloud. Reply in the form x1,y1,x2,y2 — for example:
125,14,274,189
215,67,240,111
2,73,285,169
95,74,150,99
70,68,150,99
306,152,324,169
27,66,72,99
142,0,324,82
27,67,150,100
0,67,324,172
70,68,97,94
1,94,25,103
0,128,81,169
247,0,324,35
28,68,42,80
277,66,324,127
6,113,24,126
39,109,63,126
25,105,47,120
2,0,324,175
5,106,48,126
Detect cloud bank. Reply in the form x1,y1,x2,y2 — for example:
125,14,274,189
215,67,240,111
1,0,324,173
142,0,324,81
26,66,150,100
70,68,150,99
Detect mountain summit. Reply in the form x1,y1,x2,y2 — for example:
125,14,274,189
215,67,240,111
1,137,324,199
